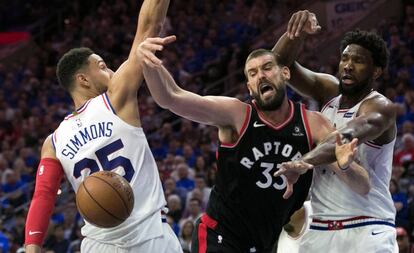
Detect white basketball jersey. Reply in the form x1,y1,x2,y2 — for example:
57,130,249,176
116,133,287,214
53,93,166,247
277,201,312,253
311,91,396,221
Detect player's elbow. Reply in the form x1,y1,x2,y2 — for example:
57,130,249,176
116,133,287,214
356,181,371,196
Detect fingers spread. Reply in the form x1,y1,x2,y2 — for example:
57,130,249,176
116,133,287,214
295,12,309,37
283,182,293,199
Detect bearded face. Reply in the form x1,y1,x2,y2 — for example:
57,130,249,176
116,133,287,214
245,53,289,111
250,79,287,111
338,44,377,97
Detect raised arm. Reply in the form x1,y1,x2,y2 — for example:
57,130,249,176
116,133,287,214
139,37,246,132
107,0,170,118
272,10,338,106
25,136,64,253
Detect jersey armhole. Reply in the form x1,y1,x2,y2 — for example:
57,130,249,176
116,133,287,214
51,132,57,151
300,104,313,150
102,92,117,114
220,104,251,148
320,96,337,113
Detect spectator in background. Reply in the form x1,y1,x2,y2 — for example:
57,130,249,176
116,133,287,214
182,143,197,168
395,133,414,166
163,177,187,205
44,224,70,253
182,198,202,226
186,175,211,208
167,194,183,223
1,169,28,208
0,230,9,253
390,179,409,227
175,163,195,191
179,219,194,252
396,226,413,253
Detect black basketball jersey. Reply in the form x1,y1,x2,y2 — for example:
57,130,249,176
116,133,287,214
206,100,313,251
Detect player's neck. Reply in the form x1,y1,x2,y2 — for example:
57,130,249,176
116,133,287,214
340,87,373,109
72,90,99,109
259,98,291,125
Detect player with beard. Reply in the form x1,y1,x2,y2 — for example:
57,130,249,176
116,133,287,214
272,11,398,253
136,36,370,253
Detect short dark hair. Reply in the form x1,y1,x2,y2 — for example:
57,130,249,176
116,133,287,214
339,30,389,69
56,47,94,92
244,49,279,77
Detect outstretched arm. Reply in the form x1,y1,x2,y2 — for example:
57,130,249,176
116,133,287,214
108,0,170,114
302,96,397,166
275,98,396,198
272,10,338,105
138,36,247,131
326,133,370,195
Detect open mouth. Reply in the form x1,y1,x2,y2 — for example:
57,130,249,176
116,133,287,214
259,82,274,96
341,74,355,85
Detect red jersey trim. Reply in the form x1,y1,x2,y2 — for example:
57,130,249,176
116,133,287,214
321,96,337,113
102,92,116,114
201,214,218,230
300,104,313,150
220,104,252,148
364,141,381,149
253,100,294,130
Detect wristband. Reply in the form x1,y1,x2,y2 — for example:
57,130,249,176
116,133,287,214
337,160,349,171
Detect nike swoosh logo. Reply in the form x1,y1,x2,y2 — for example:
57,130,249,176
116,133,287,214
29,230,42,236
371,231,385,235
253,121,265,128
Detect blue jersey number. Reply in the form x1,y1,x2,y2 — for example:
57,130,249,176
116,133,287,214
73,139,134,182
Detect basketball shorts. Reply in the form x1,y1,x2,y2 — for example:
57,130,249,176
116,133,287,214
81,222,182,253
192,214,273,253
299,217,398,253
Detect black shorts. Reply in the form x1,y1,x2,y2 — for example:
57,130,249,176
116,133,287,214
191,214,274,253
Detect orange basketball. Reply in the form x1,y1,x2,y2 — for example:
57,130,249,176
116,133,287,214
76,171,134,228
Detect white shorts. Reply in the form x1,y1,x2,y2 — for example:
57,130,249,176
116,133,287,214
299,219,398,253
81,223,182,253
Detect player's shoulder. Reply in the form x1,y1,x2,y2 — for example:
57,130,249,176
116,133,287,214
41,135,57,159
363,92,392,105
359,92,395,114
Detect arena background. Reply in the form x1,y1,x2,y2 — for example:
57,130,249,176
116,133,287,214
0,0,413,252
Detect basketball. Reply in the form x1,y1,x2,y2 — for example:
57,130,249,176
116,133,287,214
76,171,134,228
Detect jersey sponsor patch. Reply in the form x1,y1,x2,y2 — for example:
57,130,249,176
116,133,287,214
343,112,354,118
292,126,304,136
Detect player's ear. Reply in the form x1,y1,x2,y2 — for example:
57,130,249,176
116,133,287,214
76,73,90,88
373,67,382,80
281,66,291,81
246,81,253,96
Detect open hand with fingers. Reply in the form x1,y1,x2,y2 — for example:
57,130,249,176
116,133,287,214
273,161,314,199
136,35,177,68
287,10,321,39
335,132,358,171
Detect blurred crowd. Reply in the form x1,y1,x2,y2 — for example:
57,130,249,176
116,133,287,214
0,0,414,252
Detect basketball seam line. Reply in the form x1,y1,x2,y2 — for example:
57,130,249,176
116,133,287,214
77,183,94,224
83,180,124,222
89,175,131,215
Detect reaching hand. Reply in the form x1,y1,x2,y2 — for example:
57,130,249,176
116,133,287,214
136,35,177,68
287,10,321,39
273,161,314,199
335,132,358,170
